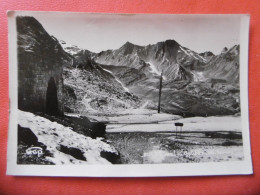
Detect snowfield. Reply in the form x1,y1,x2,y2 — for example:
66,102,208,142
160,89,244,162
106,114,242,132
107,108,182,124
18,110,118,165
86,108,182,124
102,68,130,92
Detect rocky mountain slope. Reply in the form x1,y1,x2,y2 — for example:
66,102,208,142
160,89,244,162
94,40,239,84
95,40,209,82
91,40,240,116
60,41,142,114
63,63,142,115
203,45,240,83
57,26,240,117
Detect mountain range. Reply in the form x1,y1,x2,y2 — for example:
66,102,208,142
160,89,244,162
61,37,240,116
19,16,240,117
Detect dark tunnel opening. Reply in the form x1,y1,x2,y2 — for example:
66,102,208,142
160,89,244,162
46,77,59,115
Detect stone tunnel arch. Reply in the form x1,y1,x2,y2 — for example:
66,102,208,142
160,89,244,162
46,77,59,115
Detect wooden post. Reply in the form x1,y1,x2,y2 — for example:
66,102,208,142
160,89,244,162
158,72,163,113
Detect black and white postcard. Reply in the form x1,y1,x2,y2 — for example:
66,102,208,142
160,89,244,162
7,11,252,177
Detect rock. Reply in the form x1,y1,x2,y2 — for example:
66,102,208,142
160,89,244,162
100,151,120,164
18,125,38,146
90,122,106,138
37,113,107,139
221,47,228,53
17,125,54,164
57,145,86,161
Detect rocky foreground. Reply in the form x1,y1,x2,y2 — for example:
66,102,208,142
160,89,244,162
17,110,120,165
107,131,243,164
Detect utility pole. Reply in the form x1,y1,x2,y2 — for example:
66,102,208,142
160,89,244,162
158,71,163,113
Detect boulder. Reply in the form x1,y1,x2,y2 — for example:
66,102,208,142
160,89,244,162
18,125,38,146
57,145,86,161
100,151,120,164
90,122,106,138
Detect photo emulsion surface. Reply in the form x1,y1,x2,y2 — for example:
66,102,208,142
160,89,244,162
8,12,252,176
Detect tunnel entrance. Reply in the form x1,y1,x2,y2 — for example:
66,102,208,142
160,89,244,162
46,77,59,115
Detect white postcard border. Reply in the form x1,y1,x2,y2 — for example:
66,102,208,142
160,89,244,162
7,11,253,177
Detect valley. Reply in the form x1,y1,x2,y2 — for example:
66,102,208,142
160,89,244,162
59,38,243,164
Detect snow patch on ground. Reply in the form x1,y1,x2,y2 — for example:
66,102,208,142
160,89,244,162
64,113,81,118
108,113,181,124
143,146,174,163
120,108,157,115
148,61,161,75
81,96,97,112
195,71,206,81
161,115,242,132
106,123,181,132
102,68,130,92
179,46,190,56
148,61,166,80
197,55,207,62
192,71,206,82
107,115,241,132
103,108,181,124
140,101,149,109
18,110,117,165
59,40,81,55
179,46,207,63
171,115,240,123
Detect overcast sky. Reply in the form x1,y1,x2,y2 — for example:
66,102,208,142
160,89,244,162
20,12,241,54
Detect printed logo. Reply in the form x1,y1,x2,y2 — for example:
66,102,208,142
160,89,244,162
26,147,44,157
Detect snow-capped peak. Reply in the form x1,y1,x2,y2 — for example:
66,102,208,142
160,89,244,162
58,40,82,55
